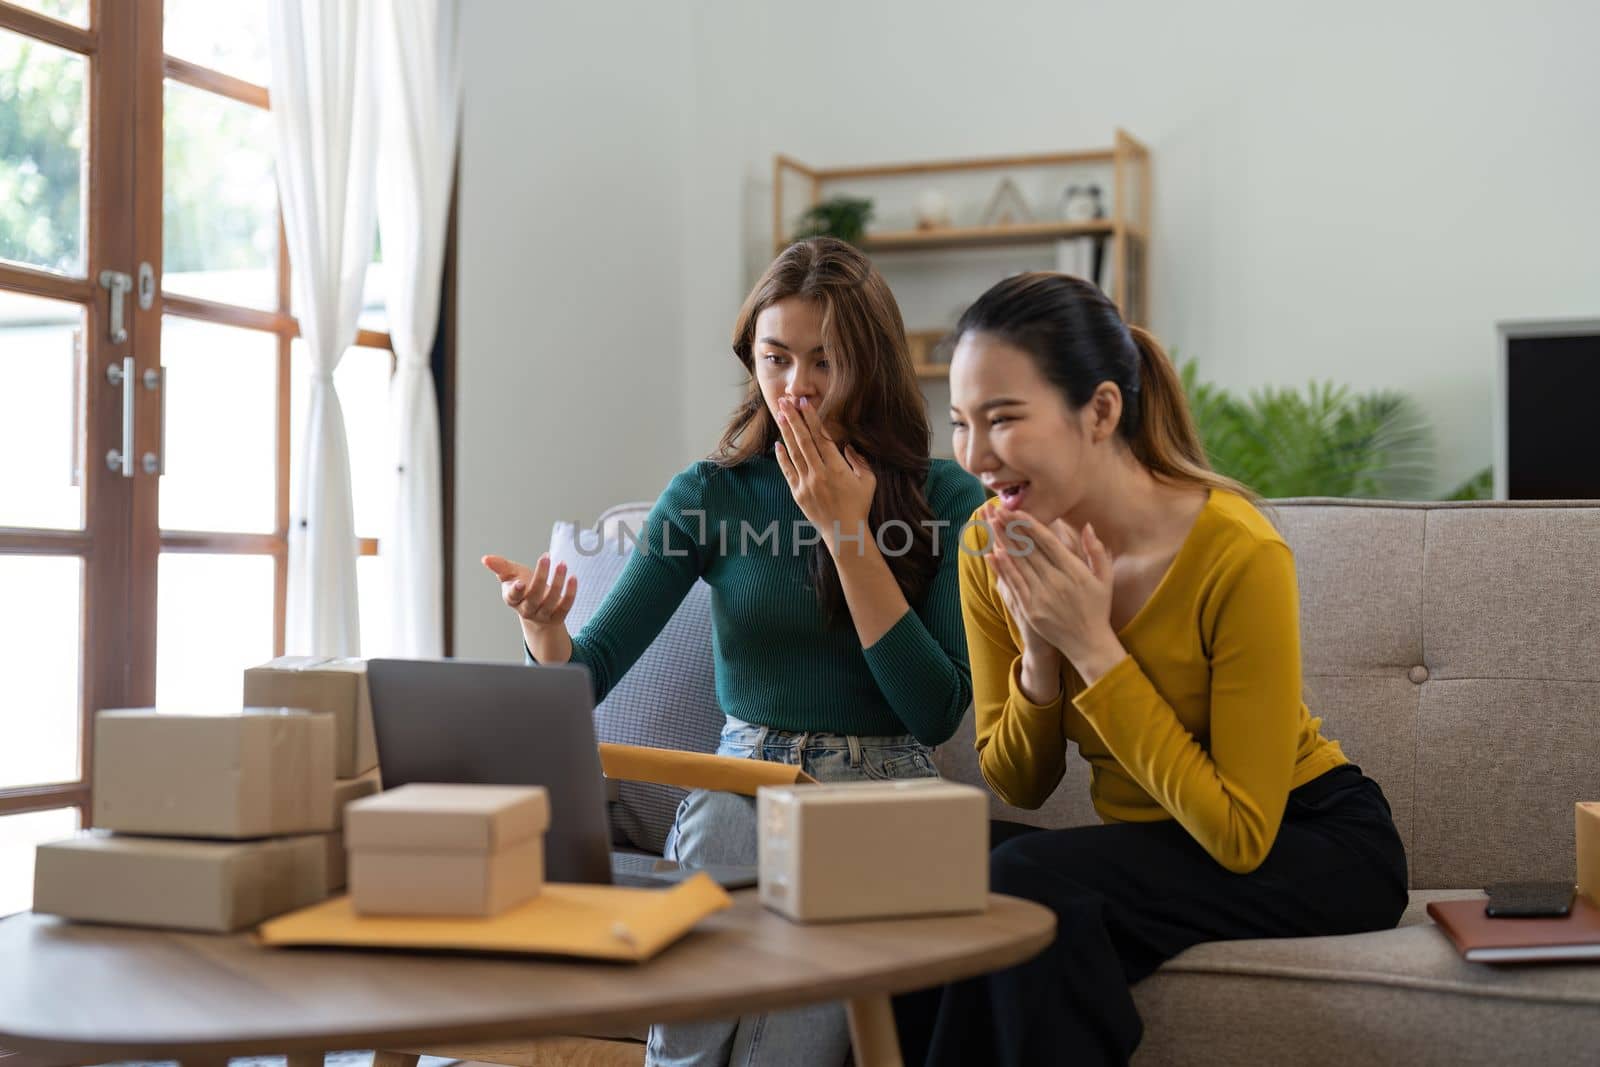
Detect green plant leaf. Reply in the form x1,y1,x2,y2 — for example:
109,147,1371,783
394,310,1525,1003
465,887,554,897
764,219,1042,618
791,196,874,245
1178,359,1440,499
1445,466,1494,501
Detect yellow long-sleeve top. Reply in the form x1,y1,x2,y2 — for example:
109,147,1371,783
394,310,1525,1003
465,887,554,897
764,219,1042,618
961,489,1347,874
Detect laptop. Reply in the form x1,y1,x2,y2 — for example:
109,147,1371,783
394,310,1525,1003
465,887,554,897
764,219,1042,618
364,658,756,889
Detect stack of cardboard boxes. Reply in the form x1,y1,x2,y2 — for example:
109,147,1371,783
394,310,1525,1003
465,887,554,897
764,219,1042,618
243,657,385,891
32,657,381,933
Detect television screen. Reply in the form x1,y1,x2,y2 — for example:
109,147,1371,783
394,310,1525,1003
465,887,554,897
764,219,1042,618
1500,326,1600,500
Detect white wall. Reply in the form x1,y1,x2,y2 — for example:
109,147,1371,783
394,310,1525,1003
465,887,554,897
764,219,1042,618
457,0,1600,650
454,0,690,661
679,0,1600,489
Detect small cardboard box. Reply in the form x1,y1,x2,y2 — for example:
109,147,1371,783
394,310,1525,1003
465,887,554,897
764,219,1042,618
332,768,383,828
243,657,379,778
1579,802,1600,906
346,784,550,916
324,770,382,892
321,830,348,892
33,831,327,932
93,708,335,838
758,778,988,923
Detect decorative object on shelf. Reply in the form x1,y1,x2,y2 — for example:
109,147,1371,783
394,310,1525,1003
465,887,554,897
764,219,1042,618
1059,183,1105,221
906,329,955,372
791,196,874,245
1057,184,1109,289
979,177,1032,226
1054,237,1095,285
914,189,953,231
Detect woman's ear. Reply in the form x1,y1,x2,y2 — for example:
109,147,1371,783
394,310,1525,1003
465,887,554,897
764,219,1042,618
1087,382,1123,443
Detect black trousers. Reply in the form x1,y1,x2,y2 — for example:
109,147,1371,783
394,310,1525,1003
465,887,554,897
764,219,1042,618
893,764,1409,1067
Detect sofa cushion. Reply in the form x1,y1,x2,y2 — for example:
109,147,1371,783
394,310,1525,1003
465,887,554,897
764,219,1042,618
549,515,722,854
1131,889,1600,1066
1276,500,1600,891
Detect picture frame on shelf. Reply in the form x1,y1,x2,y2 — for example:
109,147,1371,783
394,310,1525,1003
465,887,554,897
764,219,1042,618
907,329,956,378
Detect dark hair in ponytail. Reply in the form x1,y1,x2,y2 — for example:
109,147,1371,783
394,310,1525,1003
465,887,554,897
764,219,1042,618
955,272,1254,500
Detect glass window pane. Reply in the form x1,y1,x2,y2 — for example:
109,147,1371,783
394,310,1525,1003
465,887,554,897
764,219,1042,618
158,317,278,533
357,553,389,659
291,342,393,538
358,250,387,334
156,553,275,708
0,808,80,918
4,1,89,27
162,80,277,310
0,29,87,275
0,292,85,529
162,0,269,86
0,556,83,789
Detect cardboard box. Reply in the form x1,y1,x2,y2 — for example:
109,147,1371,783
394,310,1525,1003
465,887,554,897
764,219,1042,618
323,770,382,891
243,657,379,778
1579,802,1600,906
322,830,347,892
332,768,383,828
349,839,543,915
346,784,549,916
33,831,327,932
93,708,335,838
758,778,988,922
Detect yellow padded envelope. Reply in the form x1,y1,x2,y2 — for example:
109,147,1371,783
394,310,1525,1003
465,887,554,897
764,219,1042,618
256,874,731,962
598,743,817,795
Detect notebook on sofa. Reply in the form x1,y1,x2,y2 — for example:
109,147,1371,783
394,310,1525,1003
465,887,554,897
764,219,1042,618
1428,895,1600,963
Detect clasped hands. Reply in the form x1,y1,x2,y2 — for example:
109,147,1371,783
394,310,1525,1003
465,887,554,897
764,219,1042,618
983,500,1128,687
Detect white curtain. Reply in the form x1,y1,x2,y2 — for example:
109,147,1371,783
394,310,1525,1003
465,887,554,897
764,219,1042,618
268,0,379,657
373,0,460,658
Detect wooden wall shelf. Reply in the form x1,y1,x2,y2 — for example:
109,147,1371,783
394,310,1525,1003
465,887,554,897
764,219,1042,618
774,132,1151,383
860,220,1116,254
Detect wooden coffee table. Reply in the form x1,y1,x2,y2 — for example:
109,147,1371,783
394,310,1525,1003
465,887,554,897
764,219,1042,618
0,892,1053,1067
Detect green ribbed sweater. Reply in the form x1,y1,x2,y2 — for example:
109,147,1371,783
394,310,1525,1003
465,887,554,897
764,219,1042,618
555,454,987,746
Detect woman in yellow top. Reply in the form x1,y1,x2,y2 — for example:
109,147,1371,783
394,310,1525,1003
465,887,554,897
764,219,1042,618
895,273,1409,1066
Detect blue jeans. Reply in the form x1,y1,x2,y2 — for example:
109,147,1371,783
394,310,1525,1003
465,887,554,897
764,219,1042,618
646,716,940,1067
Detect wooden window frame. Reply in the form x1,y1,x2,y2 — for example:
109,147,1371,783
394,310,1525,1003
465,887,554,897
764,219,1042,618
0,0,457,824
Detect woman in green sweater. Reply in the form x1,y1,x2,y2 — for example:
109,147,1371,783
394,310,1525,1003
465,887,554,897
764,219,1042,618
482,237,987,1067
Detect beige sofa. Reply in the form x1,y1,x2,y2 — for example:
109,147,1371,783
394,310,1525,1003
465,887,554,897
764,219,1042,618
939,498,1600,1064
537,498,1600,1066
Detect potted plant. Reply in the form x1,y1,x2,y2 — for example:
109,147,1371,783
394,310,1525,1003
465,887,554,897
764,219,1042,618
790,196,874,246
1180,360,1489,500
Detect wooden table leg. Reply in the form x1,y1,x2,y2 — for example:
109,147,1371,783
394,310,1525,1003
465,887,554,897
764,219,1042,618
371,1053,421,1067
846,994,903,1067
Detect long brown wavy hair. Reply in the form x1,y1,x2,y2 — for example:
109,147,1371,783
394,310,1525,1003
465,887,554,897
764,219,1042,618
717,237,938,627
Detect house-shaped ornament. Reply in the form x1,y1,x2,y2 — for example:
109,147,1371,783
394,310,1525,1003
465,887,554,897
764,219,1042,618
980,177,1032,226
